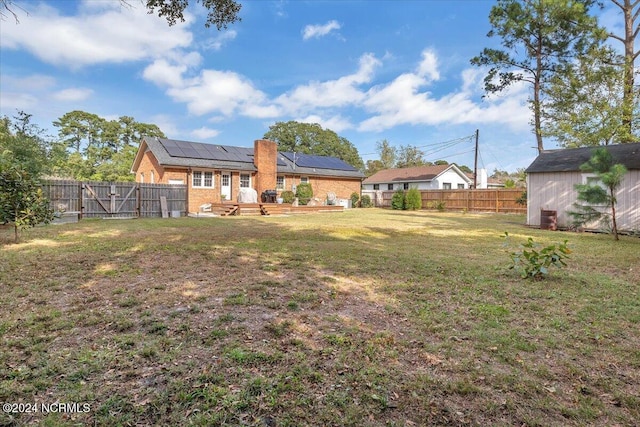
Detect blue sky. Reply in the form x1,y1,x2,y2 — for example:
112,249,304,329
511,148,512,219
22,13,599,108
0,1,625,172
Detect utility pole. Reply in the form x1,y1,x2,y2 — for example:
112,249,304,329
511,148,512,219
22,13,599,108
473,129,479,189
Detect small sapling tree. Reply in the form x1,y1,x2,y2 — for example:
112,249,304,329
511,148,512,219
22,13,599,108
391,189,405,210
0,152,54,243
569,147,627,240
503,232,571,279
405,187,422,210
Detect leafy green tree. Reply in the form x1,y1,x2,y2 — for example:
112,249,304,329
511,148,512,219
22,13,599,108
264,121,364,170
365,139,397,176
395,145,427,168
51,111,164,181
0,112,50,176
377,139,396,169
2,0,242,30
569,147,627,240
142,0,241,29
458,164,473,174
543,43,635,146
0,151,54,243
53,110,104,154
471,0,602,153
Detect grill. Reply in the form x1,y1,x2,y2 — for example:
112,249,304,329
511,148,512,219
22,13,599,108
261,190,278,203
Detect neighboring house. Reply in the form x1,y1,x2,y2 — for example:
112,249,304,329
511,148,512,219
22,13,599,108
525,142,640,232
131,137,365,213
362,164,473,191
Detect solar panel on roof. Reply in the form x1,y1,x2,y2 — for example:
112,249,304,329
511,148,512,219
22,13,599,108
279,152,357,171
158,139,254,163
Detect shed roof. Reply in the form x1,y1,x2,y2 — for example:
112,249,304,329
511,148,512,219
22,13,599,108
525,143,640,173
363,164,470,184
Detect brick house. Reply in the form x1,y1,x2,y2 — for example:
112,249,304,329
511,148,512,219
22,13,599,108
131,137,365,213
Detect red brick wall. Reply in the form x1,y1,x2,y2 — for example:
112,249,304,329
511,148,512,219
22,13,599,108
254,139,277,196
280,175,361,201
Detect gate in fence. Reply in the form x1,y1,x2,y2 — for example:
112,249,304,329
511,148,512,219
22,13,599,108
42,180,187,219
82,182,138,218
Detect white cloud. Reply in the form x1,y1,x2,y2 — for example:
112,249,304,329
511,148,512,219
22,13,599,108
302,20,341,40
53,88,93,102
143,60,189,88
417,48,440,81
0,74,56,113
165,69,276,118
191,127,220,139
276,53,381,114
0,1,193,68
358,50,530,132
205,30,237,51
150,114,180,137
296,114,352,133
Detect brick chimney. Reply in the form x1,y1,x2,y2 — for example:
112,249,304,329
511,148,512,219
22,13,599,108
254,139,278,197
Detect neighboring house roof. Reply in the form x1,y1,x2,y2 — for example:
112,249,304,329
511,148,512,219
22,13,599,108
363,164,472,184
132,137,365,178
525,142,640,173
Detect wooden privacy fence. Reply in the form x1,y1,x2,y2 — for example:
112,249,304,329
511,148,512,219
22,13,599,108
41,180,187,219
362,189,526,214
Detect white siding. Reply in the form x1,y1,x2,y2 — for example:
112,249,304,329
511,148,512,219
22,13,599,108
528,170,640,232
362,170,470,191
433,169,470,190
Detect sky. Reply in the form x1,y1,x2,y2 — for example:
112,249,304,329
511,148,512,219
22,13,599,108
0,0,627,173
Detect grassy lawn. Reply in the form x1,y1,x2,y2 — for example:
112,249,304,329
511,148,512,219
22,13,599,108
1,209,639,426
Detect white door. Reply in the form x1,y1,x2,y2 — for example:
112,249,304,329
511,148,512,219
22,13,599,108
221,173,231,201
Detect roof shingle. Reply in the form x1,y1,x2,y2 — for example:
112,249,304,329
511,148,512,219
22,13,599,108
525,143,640,173
363,165,451,184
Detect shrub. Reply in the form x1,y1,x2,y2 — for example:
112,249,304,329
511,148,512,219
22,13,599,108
427,200,446,211
391,190,405,210
295,183,313,205
360,194,372,208
405,188,422,210
503,232,571,279
515,190,527,206
280,190,295,204
350,192,360,208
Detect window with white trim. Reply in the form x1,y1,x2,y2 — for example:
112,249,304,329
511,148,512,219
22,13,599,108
300,176,309,184
150,171,155,183
403,183,409,190
204,172,213,187
240,173,251,188
140,172,144,183
192,171,214,188
373,184,379,190
276,176,285,190
387,183,393,190
457,183,465,189
443,183,452,189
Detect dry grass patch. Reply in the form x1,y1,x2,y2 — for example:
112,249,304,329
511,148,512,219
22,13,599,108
1,210,638,426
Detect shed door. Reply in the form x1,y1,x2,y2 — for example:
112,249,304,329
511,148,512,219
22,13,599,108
221,173,231,201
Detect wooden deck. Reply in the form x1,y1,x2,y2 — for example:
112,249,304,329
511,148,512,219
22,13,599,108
207,203,344,216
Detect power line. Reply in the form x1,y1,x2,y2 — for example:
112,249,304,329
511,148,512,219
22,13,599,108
360,133,475,157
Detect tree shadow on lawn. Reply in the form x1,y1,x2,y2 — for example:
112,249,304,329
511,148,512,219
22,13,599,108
0,214,638,426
